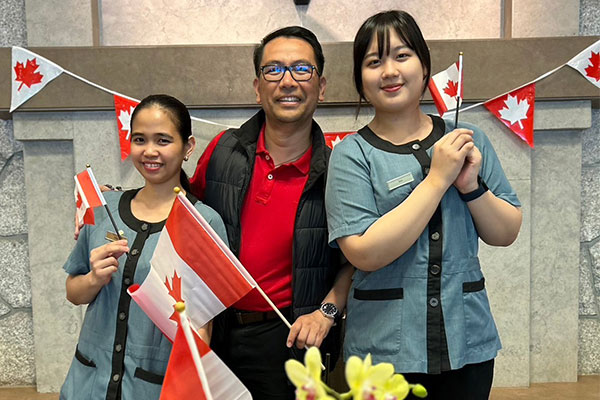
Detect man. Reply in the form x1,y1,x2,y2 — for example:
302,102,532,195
190,26,352,399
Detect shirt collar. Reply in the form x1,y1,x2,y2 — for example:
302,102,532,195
256,124,312,175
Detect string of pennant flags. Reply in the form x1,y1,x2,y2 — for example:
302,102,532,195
9,40,600,153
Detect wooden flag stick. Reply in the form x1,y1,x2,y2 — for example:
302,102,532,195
86,164,122,240
176,302,214,400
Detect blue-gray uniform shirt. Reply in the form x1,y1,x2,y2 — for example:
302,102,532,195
60,189,228,400
325,116,520,374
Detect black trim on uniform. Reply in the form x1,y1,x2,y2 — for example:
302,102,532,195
354,287,404,301
357,115,445,154
104,189,198,400
75,346,96,368
134,367,164,385
463,278,485,293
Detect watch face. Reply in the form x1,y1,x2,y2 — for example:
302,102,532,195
321,303,338,317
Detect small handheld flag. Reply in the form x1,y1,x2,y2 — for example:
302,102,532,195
74,165,122,238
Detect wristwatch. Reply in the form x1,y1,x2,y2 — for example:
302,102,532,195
459,176,489,202
319,303,340,321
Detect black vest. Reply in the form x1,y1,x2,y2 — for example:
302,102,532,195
204,111,341,323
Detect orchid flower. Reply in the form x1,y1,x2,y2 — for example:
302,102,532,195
285,347,336,400
377,374,410,400
345,354,395,400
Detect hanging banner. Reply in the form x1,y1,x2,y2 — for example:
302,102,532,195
485,83,536,148
566,40,600,88
324,132,355,149
10,46,64,112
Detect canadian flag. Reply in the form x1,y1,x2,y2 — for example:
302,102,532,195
324,132,355,149
484,83,536,148
10,47,64,112
566,40,600,88
160,318,251,400
74,166,106,226
129,192,257,341
428,61,462,117
114,95,140,161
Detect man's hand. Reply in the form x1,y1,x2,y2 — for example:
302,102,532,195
286,309,335,349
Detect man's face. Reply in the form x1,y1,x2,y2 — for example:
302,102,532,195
254,37,326,126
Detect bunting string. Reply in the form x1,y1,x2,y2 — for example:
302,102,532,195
9,40,600,151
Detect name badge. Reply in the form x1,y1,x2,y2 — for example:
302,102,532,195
105,230,126,242
387,172,414,191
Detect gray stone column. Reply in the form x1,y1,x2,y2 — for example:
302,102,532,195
0,0,34,388
577,0,600,376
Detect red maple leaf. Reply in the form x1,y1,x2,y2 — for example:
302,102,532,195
14,58,44,91
584,51,600,82
443,79,458,98
164,270,184,323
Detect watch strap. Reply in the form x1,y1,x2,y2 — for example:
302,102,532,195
459,176,489,202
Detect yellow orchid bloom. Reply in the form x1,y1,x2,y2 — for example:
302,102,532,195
378,374,410,400
285,347,335,400
345,354,395,400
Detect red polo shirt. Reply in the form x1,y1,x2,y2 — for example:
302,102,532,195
190,126,312,311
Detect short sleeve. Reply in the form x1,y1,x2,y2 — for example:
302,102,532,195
325,137,380,247
469,124,521,207
63,224,92,276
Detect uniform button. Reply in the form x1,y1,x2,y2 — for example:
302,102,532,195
267,174,273,180
265,155,270,161
112,373,120,382
430,264,441,275
429,297,439,308
412,143,421,151
131,249,139,256
119,312,126,321
115,344,122,352
431,232,440,241
123,277,131,285
141,223,148,231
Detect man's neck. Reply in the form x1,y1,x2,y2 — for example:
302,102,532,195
263,118,313,166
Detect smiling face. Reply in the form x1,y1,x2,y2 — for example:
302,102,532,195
253,36,326,127
130,106,194,189
360,29,427,116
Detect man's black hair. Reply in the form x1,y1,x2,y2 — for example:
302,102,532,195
253,26,325,77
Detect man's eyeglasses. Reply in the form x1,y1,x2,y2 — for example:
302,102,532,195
260,64,317,82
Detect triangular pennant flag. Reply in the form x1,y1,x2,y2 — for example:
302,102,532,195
10,47,64,112
160,321,251,400
428,61,463,117
113,95,140,161
566,40,600,88
324,132,355,149
484,83,536,148
129,192,257,341
74,166,107,226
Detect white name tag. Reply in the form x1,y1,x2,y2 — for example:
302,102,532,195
387,172,414,191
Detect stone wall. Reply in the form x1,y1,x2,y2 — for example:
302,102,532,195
0,0,33,386
578,0,600,375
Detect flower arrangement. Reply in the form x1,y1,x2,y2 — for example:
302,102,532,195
285,347,427,400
